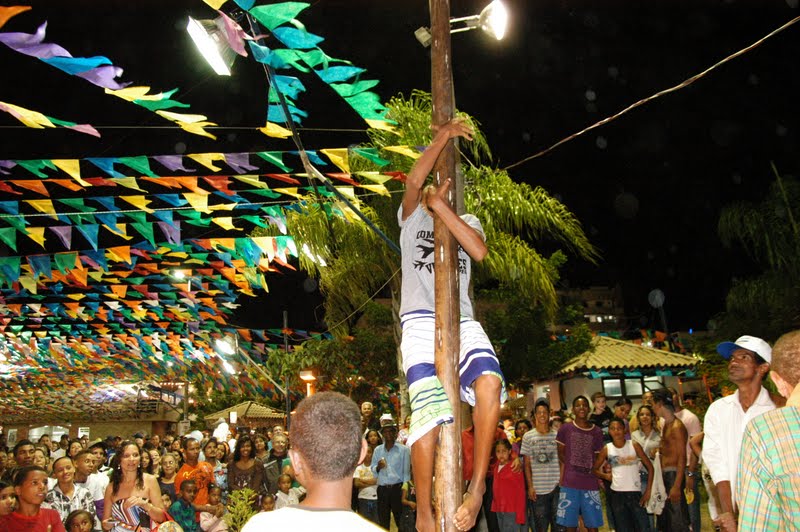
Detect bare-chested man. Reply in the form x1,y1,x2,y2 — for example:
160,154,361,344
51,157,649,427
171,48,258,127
652,389,690,532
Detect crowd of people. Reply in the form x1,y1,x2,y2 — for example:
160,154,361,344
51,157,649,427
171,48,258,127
0,419,328,531
0,330,796,532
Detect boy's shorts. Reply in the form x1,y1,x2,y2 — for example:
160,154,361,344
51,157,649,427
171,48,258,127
556,486,604,528
401,310,506,448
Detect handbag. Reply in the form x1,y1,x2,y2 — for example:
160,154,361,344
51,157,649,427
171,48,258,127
645,451,667,516
152,511,184,532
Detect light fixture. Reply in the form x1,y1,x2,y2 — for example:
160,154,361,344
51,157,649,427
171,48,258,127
415,0,508,48
187,16,237,76
220,357,236,374
215,337,235,356
230,411,237,424
299,370,316,382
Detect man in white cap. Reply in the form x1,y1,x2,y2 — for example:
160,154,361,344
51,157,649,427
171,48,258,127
737,330,800,531
371,414,410,530
702,335,776,531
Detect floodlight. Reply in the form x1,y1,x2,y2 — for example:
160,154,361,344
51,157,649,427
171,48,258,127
187,16,237,76
215,337,235,356
415,1,509,48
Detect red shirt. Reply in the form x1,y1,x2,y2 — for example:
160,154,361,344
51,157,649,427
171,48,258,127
0,508,66,532
175,461,214,506
461,426,508,481
491,461,527,524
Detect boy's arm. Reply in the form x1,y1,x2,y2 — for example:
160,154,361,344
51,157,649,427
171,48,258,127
425,179,488,262
401,118,473,221
591,446,611,482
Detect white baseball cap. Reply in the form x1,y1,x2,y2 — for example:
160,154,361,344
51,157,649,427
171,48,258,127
716,335,772,363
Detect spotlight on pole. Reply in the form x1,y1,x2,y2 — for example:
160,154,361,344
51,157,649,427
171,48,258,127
415,0,509,48
187,16,237,76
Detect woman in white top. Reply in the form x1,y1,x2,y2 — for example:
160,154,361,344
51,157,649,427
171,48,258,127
593,418,653,532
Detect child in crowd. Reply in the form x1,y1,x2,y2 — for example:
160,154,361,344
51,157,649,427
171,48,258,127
399,470,417,532
592,418,653,532
161,492,173,511
259,494,275,513
170,479,200,532
490,439,526,531
200,484,228,532
0,480,16,516
275,473,306,509
65,509,94,532
353,446,378,524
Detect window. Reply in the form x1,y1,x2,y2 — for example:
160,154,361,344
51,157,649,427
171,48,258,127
602,377,648,398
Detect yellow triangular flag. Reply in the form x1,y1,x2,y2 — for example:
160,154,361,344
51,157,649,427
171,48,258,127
19,274,37,294
320,148,350,173
365,119,398,133
120,195,154,213
183,193,211,213
360,184,391,197
102,223,133,240
234,175,268,189
273,188,304,199
209,202,236,212
188,153,225,172
212,217,240,231
24,200,57,219
202,0,227,8
258,121,293,139
176,120,217,140
52,159,90,187
25,227,46,248
356,171,394,184
335,187,357,201
0,102,53,128
384,145,420,159
105,86,154,102
114,177,148,192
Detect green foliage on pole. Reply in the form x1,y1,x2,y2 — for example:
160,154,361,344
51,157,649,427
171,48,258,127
224,488,258,532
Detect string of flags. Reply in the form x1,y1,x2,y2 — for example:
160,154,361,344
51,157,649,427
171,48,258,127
0,1,405,406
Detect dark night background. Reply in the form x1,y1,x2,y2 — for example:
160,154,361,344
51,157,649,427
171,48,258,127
1,0,798,332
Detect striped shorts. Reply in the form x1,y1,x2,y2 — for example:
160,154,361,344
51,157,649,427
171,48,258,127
401,310,505,448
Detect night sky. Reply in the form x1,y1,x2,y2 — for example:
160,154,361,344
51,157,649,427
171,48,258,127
1,0,798,332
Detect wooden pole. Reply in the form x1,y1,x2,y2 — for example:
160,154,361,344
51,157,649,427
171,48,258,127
430,1,462,531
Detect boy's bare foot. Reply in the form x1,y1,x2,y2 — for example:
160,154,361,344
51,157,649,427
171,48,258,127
415,509,435,532
453,483,484,531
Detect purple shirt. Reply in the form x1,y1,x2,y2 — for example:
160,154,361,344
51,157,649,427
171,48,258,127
557,422,604,490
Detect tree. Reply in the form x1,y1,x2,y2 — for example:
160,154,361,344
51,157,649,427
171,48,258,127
713,166,800,340
480,289,593,387
252,91,598,414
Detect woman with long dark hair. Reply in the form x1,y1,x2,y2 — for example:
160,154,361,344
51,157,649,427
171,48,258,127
253,434,270,462
67,439,84,460
101,442,165,531
631,405,661,532
227,435,264,504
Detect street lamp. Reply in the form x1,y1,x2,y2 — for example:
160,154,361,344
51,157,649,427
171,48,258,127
415,0,509,48
299,369,317,396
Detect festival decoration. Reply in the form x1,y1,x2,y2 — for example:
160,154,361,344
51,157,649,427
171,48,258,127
0,21,219,138
0,100,100,136
0,1,410,420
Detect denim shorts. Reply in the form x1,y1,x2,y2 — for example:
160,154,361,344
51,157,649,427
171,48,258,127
556,486,604,528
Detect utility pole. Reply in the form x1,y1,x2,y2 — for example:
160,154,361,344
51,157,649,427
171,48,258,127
283,310,292,431
430,1,462,531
